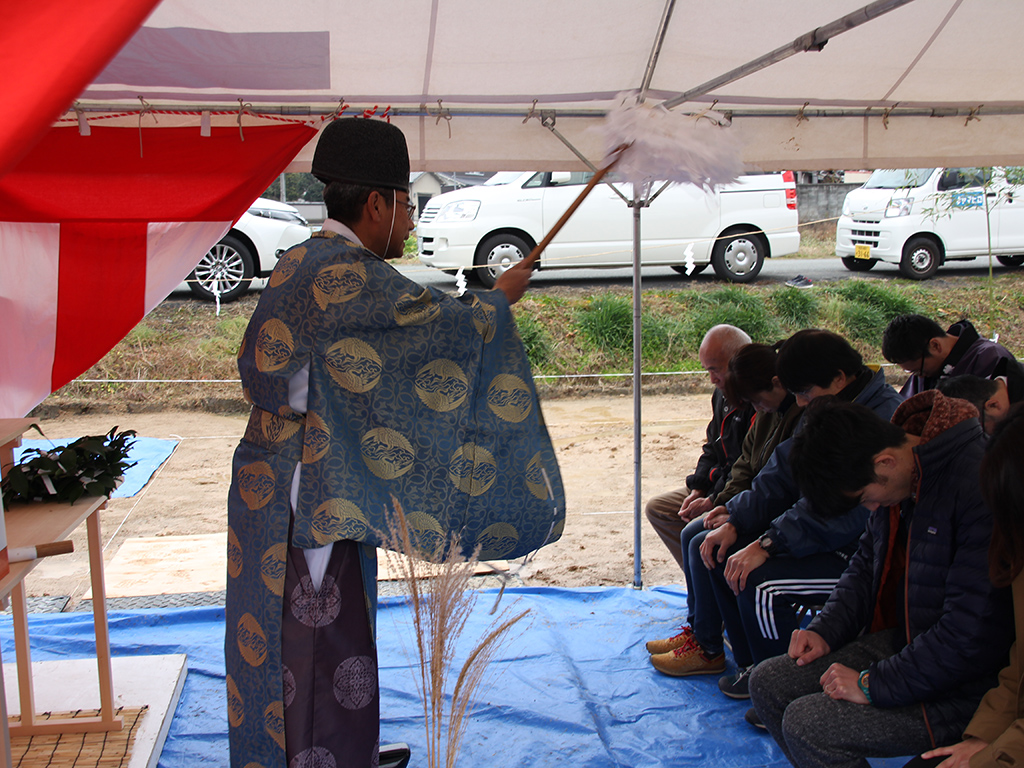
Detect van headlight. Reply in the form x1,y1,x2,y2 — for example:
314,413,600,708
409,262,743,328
885,197,913,217
436,200,481,222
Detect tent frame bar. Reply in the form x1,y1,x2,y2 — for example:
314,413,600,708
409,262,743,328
660,0,920,109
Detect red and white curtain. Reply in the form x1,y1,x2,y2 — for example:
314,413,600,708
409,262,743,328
0,123,317,417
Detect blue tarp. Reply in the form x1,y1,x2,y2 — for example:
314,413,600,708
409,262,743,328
15,436,178,498
0,587,911,767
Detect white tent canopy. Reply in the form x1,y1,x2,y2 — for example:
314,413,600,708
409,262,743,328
75,0,1024,173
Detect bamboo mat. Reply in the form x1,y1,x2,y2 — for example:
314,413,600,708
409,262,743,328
10,706,147,768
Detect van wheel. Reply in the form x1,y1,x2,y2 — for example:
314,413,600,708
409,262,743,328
474,234,532,288
899,237,940,280
711,232,765,282
841,256,877,272
671,263,708,277
997,255,1024,267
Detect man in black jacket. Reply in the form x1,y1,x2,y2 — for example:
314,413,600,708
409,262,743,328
643,324,753,654
748,394,1013,768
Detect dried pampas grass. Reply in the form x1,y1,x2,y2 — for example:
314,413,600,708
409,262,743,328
602,92,745,190
381,499,530,768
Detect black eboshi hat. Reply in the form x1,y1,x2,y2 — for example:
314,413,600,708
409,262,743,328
311,118,410,192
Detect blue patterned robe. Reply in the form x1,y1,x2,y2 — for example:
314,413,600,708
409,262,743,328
225,230,565,766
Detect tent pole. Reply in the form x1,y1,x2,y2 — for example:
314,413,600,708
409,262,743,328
632,189,644,589
638,0,678,103
661,0,918,109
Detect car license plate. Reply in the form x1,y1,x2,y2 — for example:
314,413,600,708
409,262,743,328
855,244,872,260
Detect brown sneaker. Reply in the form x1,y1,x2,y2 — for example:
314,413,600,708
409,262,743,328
649,635,726,677
645,625,694,655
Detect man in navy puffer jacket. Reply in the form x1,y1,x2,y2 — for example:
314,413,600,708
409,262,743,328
748,393,1013,768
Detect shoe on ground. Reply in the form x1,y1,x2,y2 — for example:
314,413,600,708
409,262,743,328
785,274,813,288
745,707,767,731
380,743,411,768
718,666,753,699
649,635,726,677
646,625,694,655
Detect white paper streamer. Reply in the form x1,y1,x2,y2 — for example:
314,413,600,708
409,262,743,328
602,93,744,190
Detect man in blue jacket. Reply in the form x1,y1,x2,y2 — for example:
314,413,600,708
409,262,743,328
651,331,901,711
748,394,1013,768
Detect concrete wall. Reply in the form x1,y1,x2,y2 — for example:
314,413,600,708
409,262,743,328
796,182,861,225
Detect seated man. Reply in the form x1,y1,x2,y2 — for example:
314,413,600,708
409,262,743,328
644,324,753,653
882,314,1020,397
748,395,1013,768
936,360,1024,435
679,331,902,706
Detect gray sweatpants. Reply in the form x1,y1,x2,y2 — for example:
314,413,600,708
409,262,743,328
748,629,966,768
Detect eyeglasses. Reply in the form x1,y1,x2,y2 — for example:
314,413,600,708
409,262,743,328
398,198,416,218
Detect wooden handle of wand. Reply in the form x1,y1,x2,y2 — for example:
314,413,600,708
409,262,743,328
522,146,628,270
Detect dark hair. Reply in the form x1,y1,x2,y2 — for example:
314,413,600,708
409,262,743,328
936,375,999,414
323,182,393,226
981,402,1024,587
776,330,863,393
881,314,946,364
789,398,907,517
724,343,780,405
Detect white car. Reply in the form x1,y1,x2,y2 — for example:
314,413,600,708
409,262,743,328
836,167,1024,279
186,198,311,301
417,171,800,286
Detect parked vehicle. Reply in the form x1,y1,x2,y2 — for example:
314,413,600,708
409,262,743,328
416,171,800,286
186,198,311,301
835,167,1024,280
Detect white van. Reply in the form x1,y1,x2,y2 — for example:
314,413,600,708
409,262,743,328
417,171,800,286
835,167,1024,279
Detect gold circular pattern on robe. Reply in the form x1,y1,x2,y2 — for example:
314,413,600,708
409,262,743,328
237,613,269,667
405,511,446,559
449,443,498,496
303,412,331,463
254,319,294,372
259,411,300,445
312,262,367,310
311,499,370,545
227,527,243,579
268,245,306,288
393,289,441,326
487,374,532,423
324,338,382,393
260,543,288,596
263,701,286,750
361,428,415,479
415,359,469,412
470,299,497,343
476,522,520,560
226,675,244,727
525,453,549,500
238,462,275,510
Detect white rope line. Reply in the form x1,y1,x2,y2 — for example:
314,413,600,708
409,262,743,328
74,363,899,387
102,443,180,552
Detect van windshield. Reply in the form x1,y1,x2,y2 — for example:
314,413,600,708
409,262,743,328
483,172,526,186
864,169,935,189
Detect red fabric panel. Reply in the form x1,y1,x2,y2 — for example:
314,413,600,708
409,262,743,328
51,223,148,391
0,0,161,178
0,125,318,223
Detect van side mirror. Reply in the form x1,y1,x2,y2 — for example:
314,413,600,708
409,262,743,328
550,171,573,186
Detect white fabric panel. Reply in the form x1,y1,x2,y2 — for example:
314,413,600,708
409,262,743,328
0,223,59,418
71,0,1024,170
145,221,231,313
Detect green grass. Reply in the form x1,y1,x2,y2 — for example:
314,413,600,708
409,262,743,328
45,271,1024,409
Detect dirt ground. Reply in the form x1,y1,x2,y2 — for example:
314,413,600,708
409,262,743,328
17,392,713,602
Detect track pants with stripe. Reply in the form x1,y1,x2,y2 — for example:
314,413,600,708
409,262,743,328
708,546,850,668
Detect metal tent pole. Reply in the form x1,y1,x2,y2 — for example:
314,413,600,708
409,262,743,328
632,191,644,589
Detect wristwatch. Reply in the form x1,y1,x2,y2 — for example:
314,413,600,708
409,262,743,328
857,669,873,704
758,532,778,556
